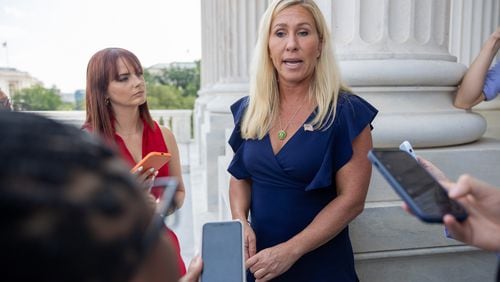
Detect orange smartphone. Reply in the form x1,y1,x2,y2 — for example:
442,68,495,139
130,152,171,173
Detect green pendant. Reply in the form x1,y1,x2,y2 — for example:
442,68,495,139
278,129,287,140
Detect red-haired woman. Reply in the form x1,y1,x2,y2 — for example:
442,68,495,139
83,47,186,275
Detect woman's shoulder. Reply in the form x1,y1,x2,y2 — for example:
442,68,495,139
331,91,378,132
336,91,377,113
157,123,176,142
337,91,362,104
230,96,249,122
144,120,176,148
231,96,249,111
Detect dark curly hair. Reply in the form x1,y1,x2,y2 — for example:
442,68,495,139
0,111,152,282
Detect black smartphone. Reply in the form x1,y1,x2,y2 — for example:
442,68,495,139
201,220,245,282
368,149,468,223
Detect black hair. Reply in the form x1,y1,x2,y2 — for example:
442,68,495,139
0,111,151,282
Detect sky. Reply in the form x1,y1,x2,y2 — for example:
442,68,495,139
0,0,201,93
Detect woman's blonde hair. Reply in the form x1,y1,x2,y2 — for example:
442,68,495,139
241,0,350,139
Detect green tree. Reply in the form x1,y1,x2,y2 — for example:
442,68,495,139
164,62,200,97
144,60,200,109
147,84,195,109
12,85,64,111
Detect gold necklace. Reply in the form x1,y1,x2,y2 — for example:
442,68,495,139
277,102,306,141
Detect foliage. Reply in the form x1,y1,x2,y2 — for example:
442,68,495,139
12,85,67,111
12,60,200,111
145,60,200,109
74,90,86,110
146,83,195,109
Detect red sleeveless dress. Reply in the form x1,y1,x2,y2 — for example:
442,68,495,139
114,120,187,276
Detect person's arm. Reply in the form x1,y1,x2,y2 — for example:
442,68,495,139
247,126,373,281
442,174,500,252
455,27,500,109
229,176,256,259
161,126,186,210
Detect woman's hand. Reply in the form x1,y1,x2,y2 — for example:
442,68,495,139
442,175,500,252
416,156,451,184
132,166,159,191
243,221,257,260
246,242,299,282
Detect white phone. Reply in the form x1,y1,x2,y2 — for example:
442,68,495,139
201,220,245,282
399,140,417,159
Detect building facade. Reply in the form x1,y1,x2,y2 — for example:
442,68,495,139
0,67,41,98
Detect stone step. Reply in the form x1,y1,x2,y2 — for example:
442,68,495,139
351,204,498,281
356,247,497,282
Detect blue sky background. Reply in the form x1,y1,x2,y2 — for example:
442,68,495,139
0,0,201,93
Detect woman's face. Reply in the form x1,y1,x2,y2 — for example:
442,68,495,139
107,58,146,108
268,5,322,87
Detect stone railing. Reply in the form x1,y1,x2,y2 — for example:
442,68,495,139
30,110,193,144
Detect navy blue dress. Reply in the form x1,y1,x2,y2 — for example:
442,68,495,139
228,92,378,282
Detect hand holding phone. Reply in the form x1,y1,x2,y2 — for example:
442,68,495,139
201,220,245,282
368,149,468,223
130,152,171,173
399,140,417,159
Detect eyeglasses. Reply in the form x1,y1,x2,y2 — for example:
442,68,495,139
140,176,179,257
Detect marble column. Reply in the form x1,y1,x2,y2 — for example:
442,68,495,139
195,0,268,213
450,0,500,66
325,0,486,148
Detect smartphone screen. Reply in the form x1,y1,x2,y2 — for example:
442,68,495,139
368,149,467,223
201,221,245,282
130,152,171,173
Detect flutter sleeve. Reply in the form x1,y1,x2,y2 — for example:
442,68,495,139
227,96,251,179
305,93,378,191
332,93,378,171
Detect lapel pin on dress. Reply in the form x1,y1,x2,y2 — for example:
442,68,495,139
303,123,314,132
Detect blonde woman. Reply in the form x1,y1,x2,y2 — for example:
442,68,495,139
228,0,378,281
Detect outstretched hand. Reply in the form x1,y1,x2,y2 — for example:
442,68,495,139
442,175,500,252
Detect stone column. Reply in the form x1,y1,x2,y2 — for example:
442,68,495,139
324,0,486,148
194,0,268,215
450,0,500,65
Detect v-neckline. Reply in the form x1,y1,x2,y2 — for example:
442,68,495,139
268,129,299,157
270,109,316,156
114,126,145,164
